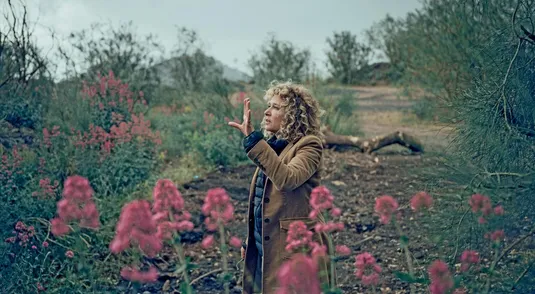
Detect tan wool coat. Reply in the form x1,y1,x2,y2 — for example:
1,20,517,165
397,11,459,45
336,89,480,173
241,134,336,294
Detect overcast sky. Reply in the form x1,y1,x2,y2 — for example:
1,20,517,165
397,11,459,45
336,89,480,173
24,0,422,76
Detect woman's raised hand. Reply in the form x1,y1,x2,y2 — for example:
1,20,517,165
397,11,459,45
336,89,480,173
228,98,254,136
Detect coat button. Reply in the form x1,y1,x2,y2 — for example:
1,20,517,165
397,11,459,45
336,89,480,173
264,218,270,223
249,218,253,222
264,236,270,241
264,198,270,203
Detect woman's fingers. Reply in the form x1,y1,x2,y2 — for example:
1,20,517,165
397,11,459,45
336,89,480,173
244,98,250,116
228,121,242,130
228,97,253,136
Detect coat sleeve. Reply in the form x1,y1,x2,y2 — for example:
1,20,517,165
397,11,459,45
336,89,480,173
246,135,322,192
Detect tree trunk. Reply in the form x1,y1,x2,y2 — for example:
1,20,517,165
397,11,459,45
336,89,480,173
321,126,424,154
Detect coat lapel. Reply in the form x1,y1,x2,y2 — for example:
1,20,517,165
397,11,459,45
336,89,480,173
278,141,294,161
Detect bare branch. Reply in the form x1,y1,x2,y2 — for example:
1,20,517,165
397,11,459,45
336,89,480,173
520,25,535,43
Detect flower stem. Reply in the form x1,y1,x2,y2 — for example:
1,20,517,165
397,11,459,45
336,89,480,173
326,234,336,291
218,221,230,294
394,220,415,294
173,241,193,294
169,212,192,294
372,285,377,294
484,243,500,294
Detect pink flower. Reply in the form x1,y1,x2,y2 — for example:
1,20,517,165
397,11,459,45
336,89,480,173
330,207,342,217
120,266,158,283
354,252,382,286
410,191,433,212
65,250,74,258
285,221,313,252
151,179,193,239
276,253,321,294
32,245,37,250
51,176,100,236
485,230,505,243
229,236,242,248
109,200,162,257
335,245,351,256
42,241,49,248
314,221,344,233
202,188,234,231
493,205,504,216
308,186,334,219
469,194,492,216
50,218,70,237
310,243,327,258
37,282,45,291
460,250,479,272
152,179,184,213
428,260,454,294
375,195,398,224
201,235,214,249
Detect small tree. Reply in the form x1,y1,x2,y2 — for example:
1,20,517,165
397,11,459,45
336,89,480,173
0,0,52,147
325,31,372,85
248,33,312,85
57,21,163,102
157,26,227,96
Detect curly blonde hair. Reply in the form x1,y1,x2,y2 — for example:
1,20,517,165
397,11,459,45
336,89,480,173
261,80,323,143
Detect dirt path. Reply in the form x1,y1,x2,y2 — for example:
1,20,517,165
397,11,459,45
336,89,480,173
151,86,453,293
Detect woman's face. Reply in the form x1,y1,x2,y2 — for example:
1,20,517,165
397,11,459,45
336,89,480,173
264,95,285,133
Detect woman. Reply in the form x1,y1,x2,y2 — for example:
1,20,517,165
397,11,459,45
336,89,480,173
228,81,335,294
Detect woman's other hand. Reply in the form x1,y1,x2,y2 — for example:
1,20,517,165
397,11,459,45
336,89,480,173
228,98,254,136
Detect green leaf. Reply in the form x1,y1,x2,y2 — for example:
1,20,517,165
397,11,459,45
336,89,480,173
400,235,409,247
395,271,415,283
394,271,429,284
180,281,195,294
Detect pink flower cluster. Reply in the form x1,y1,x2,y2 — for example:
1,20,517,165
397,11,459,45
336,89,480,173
309,186,337,219
109,179,197,283
375,195,399,224
50,176,100,237
120,266,159,283
32,177,59,199
110,200,162,256
199,188,239,249
428,260,454,294
81,71,146,114
469,193,504,224
468,194,506,243
276,253,321,294
354,252,382,286
308,186,345,233
485,229,505,243
151,179,194,241
201,188,234,231
460,250,479,272
42,126,61,148
285,221,313,252
1,146,23,191
4,221,35,247
71,114,161,159
410,191,433,212
110,179,196,257
376,192,434,224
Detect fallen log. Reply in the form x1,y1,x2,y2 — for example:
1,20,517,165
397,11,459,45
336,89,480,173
321,126,424,154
